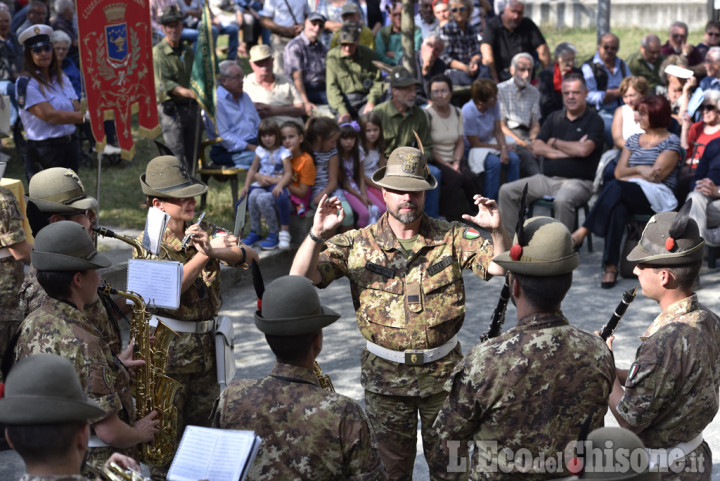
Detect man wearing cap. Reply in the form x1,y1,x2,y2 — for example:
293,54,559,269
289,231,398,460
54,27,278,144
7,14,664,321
153,5,199,172
326,21,384,123
373,65,442,218
214,276,386,480
244,44,307,124
138,155,258,477
0,354,146,480
13,221,160,471
607,203,720,478
291,146,510,479
258,0,309,75
329,4,375,49
433,216,615,479
283,12,329,109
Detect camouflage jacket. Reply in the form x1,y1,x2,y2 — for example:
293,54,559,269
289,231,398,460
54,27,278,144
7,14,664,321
18,267,123,355
616,295,720,450
19,476,87,481
14,297,135,425
433,312,615,480
0,186,26,322
317,213,494,397
214,363,387,481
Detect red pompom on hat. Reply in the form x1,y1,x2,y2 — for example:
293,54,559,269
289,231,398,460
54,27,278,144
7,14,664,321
665,237,675,251
509,244,523,261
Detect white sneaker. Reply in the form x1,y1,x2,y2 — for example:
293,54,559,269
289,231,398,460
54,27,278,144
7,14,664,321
279,230,291,249
102,144,121,155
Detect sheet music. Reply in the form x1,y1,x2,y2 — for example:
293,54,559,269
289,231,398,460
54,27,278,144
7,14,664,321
167,425,261,481
142,207,170,255
126,259,182,309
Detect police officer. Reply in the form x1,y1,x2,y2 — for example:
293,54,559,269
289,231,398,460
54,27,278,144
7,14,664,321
16,24,85,180
290,146,510,479
607,202,720,479
153,5,199,172
13,221,159,471
433,216,615,479
214,276,386,480
0,354,144,480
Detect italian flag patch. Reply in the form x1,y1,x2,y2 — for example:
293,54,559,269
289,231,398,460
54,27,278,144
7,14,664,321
463,228,480,240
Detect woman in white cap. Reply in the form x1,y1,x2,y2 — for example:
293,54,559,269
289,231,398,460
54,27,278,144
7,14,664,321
16,24,85,180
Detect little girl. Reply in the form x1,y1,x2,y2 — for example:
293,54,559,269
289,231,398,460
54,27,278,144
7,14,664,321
337,122,386,227
241,119,293,250
359,112,387,202
280,121,316,218
305,117,354,228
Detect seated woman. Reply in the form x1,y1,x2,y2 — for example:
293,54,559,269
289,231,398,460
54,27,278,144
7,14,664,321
461,77,520,200
425,74,481,221
538,42,582,124
611,76,648,150
572,95,683,288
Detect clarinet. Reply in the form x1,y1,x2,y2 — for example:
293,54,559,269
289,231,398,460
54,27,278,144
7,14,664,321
479,276,511,342
600,286,638,340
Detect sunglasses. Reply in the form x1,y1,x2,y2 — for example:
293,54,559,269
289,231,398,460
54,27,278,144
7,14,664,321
31,44,52,54
451,7,466,12
700,104,717,112
708,32,720,37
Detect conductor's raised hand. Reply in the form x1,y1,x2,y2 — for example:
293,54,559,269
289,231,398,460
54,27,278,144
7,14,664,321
463,195,502,231
312,194,345,238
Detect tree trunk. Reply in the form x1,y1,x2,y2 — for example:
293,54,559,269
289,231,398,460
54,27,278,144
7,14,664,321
401,0,416,76
596,0,610,41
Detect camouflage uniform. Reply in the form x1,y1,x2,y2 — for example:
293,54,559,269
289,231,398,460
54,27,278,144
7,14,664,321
615,294,720,480
0,186,26,378
214,363,386,481
14,297,136,469
20,476,86,481
18,267,123,355
137,222,222,459
316,212,495,479
433,312,615,480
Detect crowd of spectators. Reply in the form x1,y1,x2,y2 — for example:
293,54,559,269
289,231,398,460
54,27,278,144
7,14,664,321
5,0,720,281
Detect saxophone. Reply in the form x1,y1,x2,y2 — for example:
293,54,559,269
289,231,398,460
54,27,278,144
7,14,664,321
313,361,335,392
99,285,182,467
93,226,184,262
86,462,150,481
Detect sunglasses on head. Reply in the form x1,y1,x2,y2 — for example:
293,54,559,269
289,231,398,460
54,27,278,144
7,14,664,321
31,44,52,54
451,6,466,12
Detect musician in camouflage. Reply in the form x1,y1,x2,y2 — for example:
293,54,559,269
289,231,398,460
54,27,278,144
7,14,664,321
433,216,615,480
608,202,720,479
214,275,386,480
291,146,510,480
0,354,145,481
13,221,159,472
0,185,31,381
138,155,258,478
17,167,123,355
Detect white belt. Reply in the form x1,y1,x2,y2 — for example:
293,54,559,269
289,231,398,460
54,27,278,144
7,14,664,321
366,335,458,365
150,315,215,334
0,247,11,259
88,435,109,448
646,433,704,469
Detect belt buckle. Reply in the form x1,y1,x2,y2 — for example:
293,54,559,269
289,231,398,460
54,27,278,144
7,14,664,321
404,350,425,365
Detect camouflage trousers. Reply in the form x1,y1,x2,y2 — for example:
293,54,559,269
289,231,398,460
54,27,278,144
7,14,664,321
657,441,712,481
365,390,468,481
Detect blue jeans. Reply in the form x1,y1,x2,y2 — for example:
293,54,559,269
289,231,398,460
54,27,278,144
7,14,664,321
425,164,442,218
212,24,239,60
484,152,520,200
598,108,614,147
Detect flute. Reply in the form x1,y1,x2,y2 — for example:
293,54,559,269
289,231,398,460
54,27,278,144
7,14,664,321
600,286,638,341
181,211,205,249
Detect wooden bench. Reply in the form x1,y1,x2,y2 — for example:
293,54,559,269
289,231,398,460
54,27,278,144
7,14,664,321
196,138,247,209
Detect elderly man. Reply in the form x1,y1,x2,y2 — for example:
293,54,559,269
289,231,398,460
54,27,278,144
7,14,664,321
627,34,665,94
213,61,260,168
416,35,447,105
244,44,306,125
284,12,328,108
153,5,198,171
480,0,550,83
608,205,720,479
416,0,438,37
291,143,509,480
15,1,47,37
499,73,604,234
699,47,720,92
661,21,703,75
259,0,308,75
214,276,386,480
434,216,614,479
582,32,629,145
326,22,384,123
497,52,541,177
330,3,375,49
376,1,422,67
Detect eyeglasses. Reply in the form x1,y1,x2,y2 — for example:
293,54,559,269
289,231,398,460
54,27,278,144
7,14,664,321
601,44,618,51
671,33,687,39
700,104,717,112
708,32,720,37
31,44,52,54
451,7,466,12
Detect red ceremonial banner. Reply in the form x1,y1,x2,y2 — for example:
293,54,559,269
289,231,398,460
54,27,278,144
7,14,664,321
76,0,160,159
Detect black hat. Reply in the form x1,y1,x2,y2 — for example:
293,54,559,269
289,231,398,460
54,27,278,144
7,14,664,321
160,5,183,24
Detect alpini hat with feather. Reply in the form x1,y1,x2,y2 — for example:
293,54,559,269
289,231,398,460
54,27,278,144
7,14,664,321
372,131,438,191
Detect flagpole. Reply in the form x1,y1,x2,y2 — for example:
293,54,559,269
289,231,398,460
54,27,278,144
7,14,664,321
190,1,217,177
